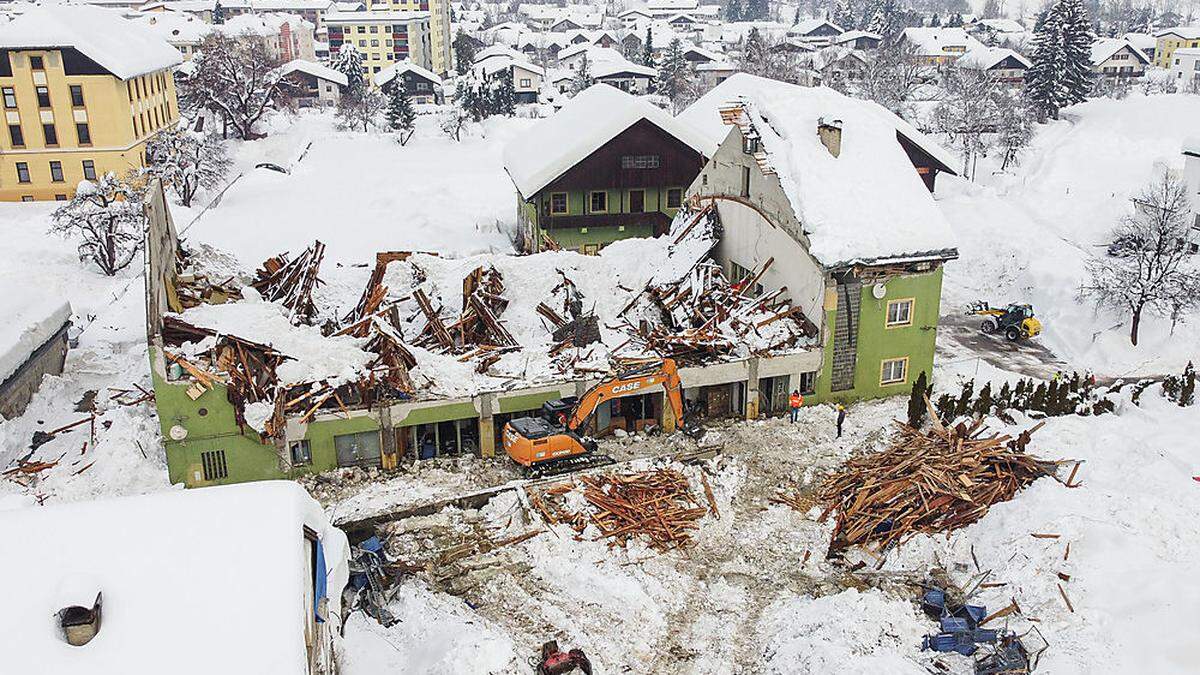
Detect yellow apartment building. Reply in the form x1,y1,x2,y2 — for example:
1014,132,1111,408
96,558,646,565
367,0,452,75
0,6,182,202
324,11,433,81
1154,27,1200,68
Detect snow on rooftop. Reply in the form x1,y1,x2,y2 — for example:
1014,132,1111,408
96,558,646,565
679,74,956,267
0,297,70,386
177,293,374,386
132,10,210,43
503,83,715,197
0,6,182,79
0,481,348,675
1154,25,1200,39
282,58,348,86
1184,137,1200,155
1090,38,1149,65
900,27,985,56
789,18,842,35
374,59,441,88
956,45,1031,70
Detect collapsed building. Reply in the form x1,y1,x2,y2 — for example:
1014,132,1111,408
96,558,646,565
146,201,821,487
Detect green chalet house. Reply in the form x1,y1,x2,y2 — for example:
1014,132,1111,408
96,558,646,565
678,74,959,402
503,83,715,253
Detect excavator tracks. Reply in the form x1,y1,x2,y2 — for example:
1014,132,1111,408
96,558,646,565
527,453,617,479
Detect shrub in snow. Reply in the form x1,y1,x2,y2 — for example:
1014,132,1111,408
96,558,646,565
50,172,147,276
439,107,470,142
336,86,386,132
146,126,232,207
1082,170,1200,346
570,54,595,95
183,32,290,140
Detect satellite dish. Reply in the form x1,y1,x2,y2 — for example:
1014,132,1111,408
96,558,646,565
872,283,887,299
169,425,188,441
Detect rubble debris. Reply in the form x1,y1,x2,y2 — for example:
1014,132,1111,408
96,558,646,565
818,409,1060,557
348,536,399,627
530,468,709,552
250,240,325,325
618,207,818,364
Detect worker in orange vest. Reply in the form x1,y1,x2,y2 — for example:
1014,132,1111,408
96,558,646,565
789,389,803,423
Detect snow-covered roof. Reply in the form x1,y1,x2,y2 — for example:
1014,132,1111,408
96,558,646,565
1183,137,1200,156
695,58,736,72
683,43,721,60
1091,37,1150,65
251,0,335,10
1121,32,1156,50
375,59,442,88
281,58,347,86
833,29,881,43
0,6,182,79
220,11,313,36
593,58,656,78
973,18,1025,33
132,10,210,43
475,54,544,77
900,27,985,56
789,18,842,36
503,83,715,197
956,46,1031,70
0,481,348,675
1154,26,1200,39
679,74,957,268
323,10,429,23
473,43,524,63
0,297,70,386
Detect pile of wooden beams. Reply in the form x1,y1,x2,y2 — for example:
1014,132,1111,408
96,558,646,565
529,468,710,552
816,411,1059,557
410,265,517,371
251,240,325,325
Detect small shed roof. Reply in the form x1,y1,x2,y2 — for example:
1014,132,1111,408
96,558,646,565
281,58,348,86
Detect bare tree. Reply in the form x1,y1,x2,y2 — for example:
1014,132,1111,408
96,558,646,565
183,32,289,140
853,39,931,117
336,87,386,132
1082,170,1200,345
932,68,999,179
50,172,148,276
440,107,470,141
146,126,232,207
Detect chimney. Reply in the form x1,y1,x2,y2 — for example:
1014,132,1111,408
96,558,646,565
817,117,843,158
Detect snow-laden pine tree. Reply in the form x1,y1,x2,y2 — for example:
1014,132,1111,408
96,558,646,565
385,84,416,145
50,172,147,276
744,0,769,21
452,29,477,76
145,126,232,207
212,0,225,24
726,0,743,21
489,68,516,116
1026,0,1095,120
657,38,691,111
741,27,768,69
860,0,886,33
572,54,595,94
832,0,857,30
642,26,655,67
332,44,366,96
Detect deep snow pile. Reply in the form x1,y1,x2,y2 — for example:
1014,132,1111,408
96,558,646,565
937,93,1200,375
187,111,531,268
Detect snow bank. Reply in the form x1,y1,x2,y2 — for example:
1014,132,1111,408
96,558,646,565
759,589,930,674
0,481,348,675
342,582,519,674
0,298,70,385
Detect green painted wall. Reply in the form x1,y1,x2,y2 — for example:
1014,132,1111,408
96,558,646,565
395,401,478,426
527,185,686,252
815,269,943,403
498,389,562,414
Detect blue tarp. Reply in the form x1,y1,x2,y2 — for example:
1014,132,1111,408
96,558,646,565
314,538,328,623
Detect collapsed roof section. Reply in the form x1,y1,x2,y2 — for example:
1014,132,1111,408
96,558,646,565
157,208,820,440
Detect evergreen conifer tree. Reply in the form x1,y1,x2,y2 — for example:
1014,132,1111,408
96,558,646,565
642,26,655,66
657,38,690,110
212,0,225,24
385,84,416,144
906,371,930,428
333,44,365,96
1181,361,1195,407
571,54,594,94
1026,0,1095,120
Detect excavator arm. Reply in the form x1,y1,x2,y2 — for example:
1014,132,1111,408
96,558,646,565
567,359,685,433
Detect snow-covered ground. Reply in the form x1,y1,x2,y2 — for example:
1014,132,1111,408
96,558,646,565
1,96,1198,674
938,93,1200,377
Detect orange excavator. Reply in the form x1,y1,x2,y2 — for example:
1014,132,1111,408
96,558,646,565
502,358,695,477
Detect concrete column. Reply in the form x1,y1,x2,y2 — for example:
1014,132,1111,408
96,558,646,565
478,392,496,458
379,405,397,470
745,357,760,420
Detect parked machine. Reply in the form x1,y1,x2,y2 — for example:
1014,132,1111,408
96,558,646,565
968,301,1042,341
502,358,695,477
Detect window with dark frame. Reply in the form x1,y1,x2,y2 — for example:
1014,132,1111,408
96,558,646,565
666,188,682,209
628,189,645,213
82,159,96,181
16,162,30,183
290,440,312,465
798,371,817,395
740,165,751,197
589,190,607,213
2,87,15,108
8,124,23,147
69,84,84,107
49,160,63,182
42,123,57,146
76,122,91,145
549,192,567,214
30,55,43,70
35,86,50,108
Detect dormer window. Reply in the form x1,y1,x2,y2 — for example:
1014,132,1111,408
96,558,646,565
743,136,759,154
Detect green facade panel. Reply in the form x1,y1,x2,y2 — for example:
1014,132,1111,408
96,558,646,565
498,389,562,414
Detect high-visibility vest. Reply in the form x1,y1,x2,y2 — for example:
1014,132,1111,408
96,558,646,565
789,394,802,408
